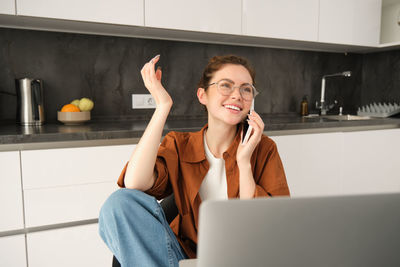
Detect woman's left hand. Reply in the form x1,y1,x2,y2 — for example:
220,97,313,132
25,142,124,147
236,111,265,166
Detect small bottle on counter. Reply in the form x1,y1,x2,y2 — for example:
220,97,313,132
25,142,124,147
300,95,309,116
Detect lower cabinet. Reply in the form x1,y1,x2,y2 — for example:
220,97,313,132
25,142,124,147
271,129,400,197
18,143,134,266
27,224,112,267
0,235,27,267
24,182,118,228
341,129,400,195
0,151,24,232
20,144,135,266
0,143,132,267
272,132,343,197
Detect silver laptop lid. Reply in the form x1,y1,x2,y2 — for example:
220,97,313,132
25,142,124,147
197,193,400,267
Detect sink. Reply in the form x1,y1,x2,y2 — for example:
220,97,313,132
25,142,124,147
321,115,372,121
303,114,372,121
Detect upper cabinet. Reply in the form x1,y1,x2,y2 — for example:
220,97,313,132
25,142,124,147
319,0,382,46
17,0,144,26
242,0,382,46
0,0,387,51
242,0,319,42
0,0,15,15
380,0,400,44
145,0,241,35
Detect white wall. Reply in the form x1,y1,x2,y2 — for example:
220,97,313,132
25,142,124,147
381,1,400,43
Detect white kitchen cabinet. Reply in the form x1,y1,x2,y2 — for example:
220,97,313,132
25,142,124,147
380,0,400,44
319,0,382,46
242,0,319,42
13,143,136,267
27,223,111,267
0,0,15,15
0,0,384,52
24,182,118,227
0,151,24,232
145,0,241,35
17,0,144,26
21,144,135,189
341,129,400,195
0,235,27,267
272,133,343,197
271,128,400,197
21,144,135,227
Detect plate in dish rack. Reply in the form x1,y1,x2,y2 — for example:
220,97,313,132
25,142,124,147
357,103,400,118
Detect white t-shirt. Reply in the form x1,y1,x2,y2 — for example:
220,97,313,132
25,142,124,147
199,133,228,202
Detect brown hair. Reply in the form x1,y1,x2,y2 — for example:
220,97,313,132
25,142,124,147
198,55,256,90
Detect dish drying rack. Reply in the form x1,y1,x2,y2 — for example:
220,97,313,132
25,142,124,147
357,102,400,117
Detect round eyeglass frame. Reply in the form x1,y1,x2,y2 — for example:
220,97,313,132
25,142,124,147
207,80,259,100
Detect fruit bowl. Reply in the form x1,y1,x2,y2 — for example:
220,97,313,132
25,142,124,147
57,111,90,125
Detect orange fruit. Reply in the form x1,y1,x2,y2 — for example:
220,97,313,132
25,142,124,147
61,104,80,112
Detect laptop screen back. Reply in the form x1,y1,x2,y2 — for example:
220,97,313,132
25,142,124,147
197,193,400,267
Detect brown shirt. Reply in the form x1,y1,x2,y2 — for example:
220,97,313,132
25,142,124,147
117,124,290,258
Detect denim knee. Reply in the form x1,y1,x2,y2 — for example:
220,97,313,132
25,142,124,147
100,189,137,218
99,188,159,222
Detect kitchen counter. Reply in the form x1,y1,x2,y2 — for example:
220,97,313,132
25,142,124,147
1,114,400,151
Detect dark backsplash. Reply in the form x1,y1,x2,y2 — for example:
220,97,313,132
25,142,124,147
361,49,400,105
0,28,398,122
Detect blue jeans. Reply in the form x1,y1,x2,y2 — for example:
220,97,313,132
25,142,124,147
98,188,187,267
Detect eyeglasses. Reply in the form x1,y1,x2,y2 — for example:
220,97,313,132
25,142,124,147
207,79,259,101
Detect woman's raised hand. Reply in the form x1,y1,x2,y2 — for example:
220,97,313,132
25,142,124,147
140,55,173,108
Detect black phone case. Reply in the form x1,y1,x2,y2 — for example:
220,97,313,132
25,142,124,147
242,120,249,142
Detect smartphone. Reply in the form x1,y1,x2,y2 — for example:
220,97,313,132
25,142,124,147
242,100,255,144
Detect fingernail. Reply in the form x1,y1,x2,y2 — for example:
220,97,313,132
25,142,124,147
154,54,160,59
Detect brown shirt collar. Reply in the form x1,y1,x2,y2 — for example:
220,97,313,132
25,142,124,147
181,123,243,163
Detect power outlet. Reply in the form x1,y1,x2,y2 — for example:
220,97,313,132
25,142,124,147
132,94,156,109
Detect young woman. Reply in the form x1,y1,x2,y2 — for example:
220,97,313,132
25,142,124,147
99,55,290,267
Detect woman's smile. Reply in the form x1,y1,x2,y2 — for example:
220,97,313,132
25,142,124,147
223,104,243,114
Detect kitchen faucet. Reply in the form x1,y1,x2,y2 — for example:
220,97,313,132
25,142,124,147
316,71,352,115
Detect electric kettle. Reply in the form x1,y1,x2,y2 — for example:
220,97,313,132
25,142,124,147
16,78,45,125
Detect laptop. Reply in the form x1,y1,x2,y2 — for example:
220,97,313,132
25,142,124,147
180,193,400,267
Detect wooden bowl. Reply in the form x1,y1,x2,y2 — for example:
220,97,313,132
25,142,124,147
57,111,90,125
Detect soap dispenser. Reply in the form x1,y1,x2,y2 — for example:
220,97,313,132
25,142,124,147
300,95,309,116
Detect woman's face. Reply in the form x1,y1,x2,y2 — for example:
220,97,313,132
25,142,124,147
198,64,254,126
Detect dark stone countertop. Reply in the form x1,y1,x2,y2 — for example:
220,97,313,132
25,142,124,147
1,114,400,149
